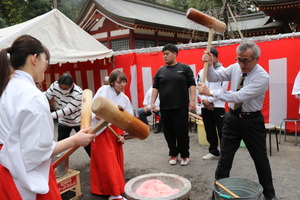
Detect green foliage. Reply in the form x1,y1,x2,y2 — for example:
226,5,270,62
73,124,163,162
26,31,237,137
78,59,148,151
0,0,27,28
0,0,85,28
24,0,52,20
57,0,85,22
167,0,188,10
158,0,257,17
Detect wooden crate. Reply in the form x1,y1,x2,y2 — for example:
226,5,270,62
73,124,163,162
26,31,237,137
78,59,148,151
56,169,82,200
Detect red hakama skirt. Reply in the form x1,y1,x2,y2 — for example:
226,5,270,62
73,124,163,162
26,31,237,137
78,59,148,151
0,144,61,200
90,125,125,196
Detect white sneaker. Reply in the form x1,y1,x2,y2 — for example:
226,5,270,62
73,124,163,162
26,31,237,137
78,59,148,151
168,156,178,165
109,195,127,200
202,153,219,160
180,158,189,166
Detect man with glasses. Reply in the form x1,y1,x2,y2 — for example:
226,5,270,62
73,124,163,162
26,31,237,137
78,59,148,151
198,42,277,200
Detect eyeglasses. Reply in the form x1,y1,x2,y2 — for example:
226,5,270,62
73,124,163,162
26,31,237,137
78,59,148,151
236,57,256,64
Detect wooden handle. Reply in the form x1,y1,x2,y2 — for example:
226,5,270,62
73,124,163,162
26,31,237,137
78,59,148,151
202,28,214,84
189,112,202,121
80,89,93,129
52,89,93,168
215,181,240,198
52,120,108,168
92,96,150,140
106,125,123,141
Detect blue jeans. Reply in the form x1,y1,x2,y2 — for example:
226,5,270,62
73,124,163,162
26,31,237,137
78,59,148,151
137,108,161,131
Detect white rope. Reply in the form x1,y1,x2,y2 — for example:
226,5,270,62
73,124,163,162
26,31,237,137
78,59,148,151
113,32,300,56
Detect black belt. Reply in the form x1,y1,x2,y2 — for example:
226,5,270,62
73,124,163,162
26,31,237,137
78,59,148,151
229,109,261,119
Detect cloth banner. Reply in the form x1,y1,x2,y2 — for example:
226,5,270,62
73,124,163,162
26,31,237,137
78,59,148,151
44,38,300,132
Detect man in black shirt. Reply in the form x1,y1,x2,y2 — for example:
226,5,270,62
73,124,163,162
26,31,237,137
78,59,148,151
151,43,196,166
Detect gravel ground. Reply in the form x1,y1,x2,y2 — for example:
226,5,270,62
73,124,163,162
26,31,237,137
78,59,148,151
58,125,300,200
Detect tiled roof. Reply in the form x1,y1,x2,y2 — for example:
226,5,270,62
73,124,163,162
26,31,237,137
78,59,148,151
94,0,208,32
78,0,287,34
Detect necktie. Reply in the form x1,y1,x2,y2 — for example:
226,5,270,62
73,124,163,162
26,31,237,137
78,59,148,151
234,73,247,110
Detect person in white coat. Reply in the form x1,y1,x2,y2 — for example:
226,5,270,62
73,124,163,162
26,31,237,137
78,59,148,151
0,34,96,200
197,47,228,160
90,69,133,200
138,86,162,133
292,71,300,113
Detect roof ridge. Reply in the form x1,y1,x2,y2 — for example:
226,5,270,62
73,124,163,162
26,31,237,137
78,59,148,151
122,0,186,15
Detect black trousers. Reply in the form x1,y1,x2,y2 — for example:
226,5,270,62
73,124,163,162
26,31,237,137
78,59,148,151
201,108,225,156
160,108,189,158
215,112,276,199
58,124,91,157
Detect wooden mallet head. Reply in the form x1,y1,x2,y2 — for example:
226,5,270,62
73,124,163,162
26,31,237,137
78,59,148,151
186,8,226,33
92,96,150,140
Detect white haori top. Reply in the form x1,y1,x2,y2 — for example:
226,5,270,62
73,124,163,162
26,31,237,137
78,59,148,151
92,85,133,136
0,70,56,200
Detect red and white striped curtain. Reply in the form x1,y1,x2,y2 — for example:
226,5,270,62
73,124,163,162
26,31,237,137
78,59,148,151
43,37,300,132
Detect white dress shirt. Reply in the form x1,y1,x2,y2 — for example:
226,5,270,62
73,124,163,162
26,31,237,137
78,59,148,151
0,70,56,200
197,64,228,108
143,87,160,109
292,71,300,96
207,63,269,112
292,71,300,113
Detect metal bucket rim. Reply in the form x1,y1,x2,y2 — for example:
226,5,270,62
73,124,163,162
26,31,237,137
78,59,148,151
125,172,191,199
212,178,263,199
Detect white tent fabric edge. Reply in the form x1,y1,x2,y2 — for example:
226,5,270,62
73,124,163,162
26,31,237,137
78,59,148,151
0,9,113,65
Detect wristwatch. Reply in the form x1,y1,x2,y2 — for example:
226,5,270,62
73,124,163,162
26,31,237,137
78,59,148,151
209,90,214,97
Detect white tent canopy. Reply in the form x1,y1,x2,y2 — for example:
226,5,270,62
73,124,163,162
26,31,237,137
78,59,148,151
0,9,113,65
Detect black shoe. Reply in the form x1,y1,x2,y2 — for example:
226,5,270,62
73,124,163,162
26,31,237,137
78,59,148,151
154,129,161,133
266,197,278,200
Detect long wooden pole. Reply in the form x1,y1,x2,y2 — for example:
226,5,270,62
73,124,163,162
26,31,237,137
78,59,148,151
53,89,94,168
201,28,215,84
106,125,123,141
215,181,240,198
52,119,108,168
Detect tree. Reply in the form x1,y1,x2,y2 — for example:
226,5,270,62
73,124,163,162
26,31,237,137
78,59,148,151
56,0,85,22
167,0,188,10
24,0,52,20
0,0,27,28
160,0,257,17
0,0,84,28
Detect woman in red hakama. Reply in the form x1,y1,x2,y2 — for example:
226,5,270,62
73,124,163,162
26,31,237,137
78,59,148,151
91,69,133,200
0,35,96,200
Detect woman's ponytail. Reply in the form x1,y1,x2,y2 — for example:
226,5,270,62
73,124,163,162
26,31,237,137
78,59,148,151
0,48,12,96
